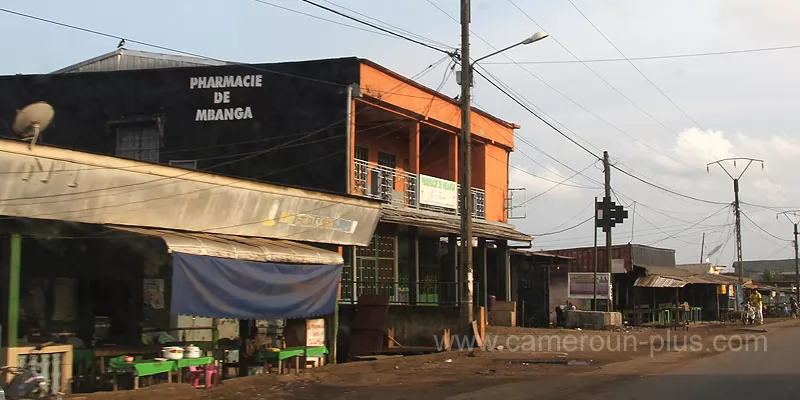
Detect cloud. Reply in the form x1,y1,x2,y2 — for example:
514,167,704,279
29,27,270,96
674,128,735,163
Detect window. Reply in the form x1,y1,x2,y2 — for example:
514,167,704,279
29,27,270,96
115,122,161,163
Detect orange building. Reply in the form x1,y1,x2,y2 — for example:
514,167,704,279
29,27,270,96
339,60,531,353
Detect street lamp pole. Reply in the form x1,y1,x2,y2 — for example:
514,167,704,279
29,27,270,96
777,211,800,300
457,0,547,325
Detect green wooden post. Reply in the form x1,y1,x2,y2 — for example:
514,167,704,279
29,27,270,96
332,300,339,365
7,234,21,348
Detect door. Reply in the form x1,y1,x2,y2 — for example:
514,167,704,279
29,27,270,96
516,264,550,328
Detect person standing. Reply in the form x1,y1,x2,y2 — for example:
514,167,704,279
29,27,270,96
749,289,763,324
790,297,798,318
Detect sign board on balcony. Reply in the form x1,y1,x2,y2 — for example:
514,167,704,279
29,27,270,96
419,174,458,209
567,272,611,300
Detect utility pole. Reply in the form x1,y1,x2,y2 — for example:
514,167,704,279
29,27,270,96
776,211,800,302
707,158,764,312
593,196,598,311
603,151,612,312
458,0,474,324
700,233,705,264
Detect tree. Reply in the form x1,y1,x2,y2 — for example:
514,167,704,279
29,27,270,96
762,269,783,282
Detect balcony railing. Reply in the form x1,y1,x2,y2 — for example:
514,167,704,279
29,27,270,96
339,280,459,306
353,159,485,219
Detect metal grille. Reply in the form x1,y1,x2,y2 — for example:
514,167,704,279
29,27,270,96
353,159,418,208
115,123,160,163
17,352,63,395
352,231,396,301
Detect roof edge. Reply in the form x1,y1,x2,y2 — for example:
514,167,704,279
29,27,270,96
358,58,520,130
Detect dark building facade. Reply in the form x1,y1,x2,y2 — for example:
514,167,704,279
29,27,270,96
0,56,358,194
0,50,531,354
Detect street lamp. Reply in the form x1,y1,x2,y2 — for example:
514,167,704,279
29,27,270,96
472,31,549,66
456,24,548,325
457,31,549,86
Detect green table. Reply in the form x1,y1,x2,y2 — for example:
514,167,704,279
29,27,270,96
257,347,305,374
172,356,214,384
109,359,175,390
305,346,328,358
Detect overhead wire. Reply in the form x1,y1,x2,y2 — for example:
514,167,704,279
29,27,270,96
530,216,594,236
316,0,454,50
506,0,706,173
296,0,454,56
567,0,705,131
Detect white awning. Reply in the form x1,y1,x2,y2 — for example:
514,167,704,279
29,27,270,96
110,225,343,265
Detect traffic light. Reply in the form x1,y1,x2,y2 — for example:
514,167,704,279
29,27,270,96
596,197,629,232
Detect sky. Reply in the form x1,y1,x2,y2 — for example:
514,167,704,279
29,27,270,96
1,0,800,266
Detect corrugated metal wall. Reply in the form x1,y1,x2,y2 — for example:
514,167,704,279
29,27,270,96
631,245,676,267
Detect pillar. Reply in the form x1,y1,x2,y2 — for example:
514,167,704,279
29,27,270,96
474,238,487,310
409,122,420,207
444,233,459,304
497,240,511,301
447,133,458,181
409,226,420,305
7,233,21,347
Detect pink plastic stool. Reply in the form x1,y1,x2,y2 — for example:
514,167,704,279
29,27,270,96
188,365,217,388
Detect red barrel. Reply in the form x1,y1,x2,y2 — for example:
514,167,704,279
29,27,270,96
488,295,497,312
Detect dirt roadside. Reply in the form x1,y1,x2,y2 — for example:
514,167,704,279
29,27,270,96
67,318,796,400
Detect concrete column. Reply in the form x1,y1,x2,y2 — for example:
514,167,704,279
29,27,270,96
7,233,21,347
447,134,458,181
445,233,459,304
475,238,487,310
409,226,420,305
409,122,420,207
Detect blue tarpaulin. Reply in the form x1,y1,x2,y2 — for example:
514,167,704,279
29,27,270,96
171,252,343,319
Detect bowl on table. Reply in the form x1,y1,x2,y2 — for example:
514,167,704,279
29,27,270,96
162,346,184,360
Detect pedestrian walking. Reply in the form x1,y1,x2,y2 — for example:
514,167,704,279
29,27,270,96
749,289,763,324
791,297,798,318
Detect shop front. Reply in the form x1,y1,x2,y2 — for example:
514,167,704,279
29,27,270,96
0,139,381,394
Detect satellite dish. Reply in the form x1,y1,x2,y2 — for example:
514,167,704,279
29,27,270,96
12,102,54,149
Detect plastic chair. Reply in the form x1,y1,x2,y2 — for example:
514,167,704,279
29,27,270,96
188,365,217,388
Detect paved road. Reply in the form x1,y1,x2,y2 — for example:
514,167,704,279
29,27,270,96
580,324,800,400
444,322,800,400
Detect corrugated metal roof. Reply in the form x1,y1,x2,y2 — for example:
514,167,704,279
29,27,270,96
634,264,744,288
380,205,532,242
634,275,687,288
110,225,343,265
52,48,229,74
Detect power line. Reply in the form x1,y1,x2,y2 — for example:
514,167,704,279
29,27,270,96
506,0,706,173
741,210,791,242
297,0,454,56
610,164,728,205
0,7,453,94
522,161,599,204
530,216,593,236
566,0,705,131
472,67,599,160
482,44,800,65
648,205,731,246
316,0,454,50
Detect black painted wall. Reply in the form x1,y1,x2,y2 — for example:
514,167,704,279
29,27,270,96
0,57,361,194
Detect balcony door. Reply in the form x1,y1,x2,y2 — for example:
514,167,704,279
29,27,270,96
375,152,396,202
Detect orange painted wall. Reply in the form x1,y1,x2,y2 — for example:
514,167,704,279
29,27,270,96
356,62,515,224
484,144,509,223
359,63,515,150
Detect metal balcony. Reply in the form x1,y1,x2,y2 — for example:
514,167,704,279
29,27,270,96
353,159,485,219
